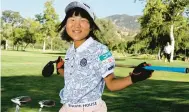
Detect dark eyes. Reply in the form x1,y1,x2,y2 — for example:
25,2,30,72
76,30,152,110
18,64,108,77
68,18,89,23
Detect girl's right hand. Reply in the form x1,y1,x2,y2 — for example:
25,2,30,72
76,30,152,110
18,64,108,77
56,56,64,74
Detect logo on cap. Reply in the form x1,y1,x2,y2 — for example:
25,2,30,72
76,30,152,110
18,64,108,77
83,3,90,9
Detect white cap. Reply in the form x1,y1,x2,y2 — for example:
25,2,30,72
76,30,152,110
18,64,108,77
65,1,95,20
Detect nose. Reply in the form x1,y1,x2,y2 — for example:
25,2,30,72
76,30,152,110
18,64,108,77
74,19,81,28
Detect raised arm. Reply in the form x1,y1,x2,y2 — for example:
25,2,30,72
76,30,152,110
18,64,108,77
104,62,154,91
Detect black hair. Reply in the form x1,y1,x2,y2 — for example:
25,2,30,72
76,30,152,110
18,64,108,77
58,7,99,42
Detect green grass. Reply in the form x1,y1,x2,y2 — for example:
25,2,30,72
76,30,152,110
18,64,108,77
1,50,189,112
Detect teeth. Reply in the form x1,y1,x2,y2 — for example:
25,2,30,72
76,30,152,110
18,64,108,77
73,30,81,33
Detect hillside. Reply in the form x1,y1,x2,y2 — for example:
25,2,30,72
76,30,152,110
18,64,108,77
106,14,141,31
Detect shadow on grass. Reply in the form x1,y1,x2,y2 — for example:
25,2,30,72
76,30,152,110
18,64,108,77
42,52,66,55
131,57,156,61
115,58,126,61
1,75,64,112
103,78,189,112
2,76,189,112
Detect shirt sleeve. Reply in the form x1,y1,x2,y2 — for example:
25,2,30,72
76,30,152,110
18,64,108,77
98,47,115,78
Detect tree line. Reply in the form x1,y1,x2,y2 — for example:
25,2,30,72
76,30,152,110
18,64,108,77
1,0,127,53
1,0,189,60
132,0,189,61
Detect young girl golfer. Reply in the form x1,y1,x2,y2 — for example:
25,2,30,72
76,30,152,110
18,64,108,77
56,1,154,112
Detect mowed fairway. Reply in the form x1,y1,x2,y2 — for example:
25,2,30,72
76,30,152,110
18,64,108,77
1,50,189,112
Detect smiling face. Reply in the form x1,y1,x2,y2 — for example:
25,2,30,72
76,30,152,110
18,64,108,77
66,12,90,42
58,7,99,44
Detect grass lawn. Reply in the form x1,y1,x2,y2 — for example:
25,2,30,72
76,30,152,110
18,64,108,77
1,50,189,112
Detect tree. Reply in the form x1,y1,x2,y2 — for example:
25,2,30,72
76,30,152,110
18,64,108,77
41,0,59,52
35,13,44,24
1,23,12,50
12,27,26,50
138,0,167,57
163,0,189,61
95,19,122,51
133,0,189,61
1,10,23,26
1,10,23,50
22,18,41,50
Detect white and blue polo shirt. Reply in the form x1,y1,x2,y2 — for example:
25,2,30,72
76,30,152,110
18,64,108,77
59,37,115,104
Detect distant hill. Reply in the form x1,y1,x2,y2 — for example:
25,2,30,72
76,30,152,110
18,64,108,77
105,14,141,31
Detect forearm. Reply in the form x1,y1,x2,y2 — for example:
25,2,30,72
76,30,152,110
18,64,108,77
110,76,133,91
105,74,133,91
58,69,64,77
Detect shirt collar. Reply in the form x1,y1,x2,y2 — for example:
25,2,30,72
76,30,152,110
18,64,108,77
72,37,94,52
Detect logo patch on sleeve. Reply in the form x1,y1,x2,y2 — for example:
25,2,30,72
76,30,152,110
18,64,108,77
99,51,112,61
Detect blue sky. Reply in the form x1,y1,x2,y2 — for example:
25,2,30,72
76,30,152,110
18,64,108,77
1,0,146,20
